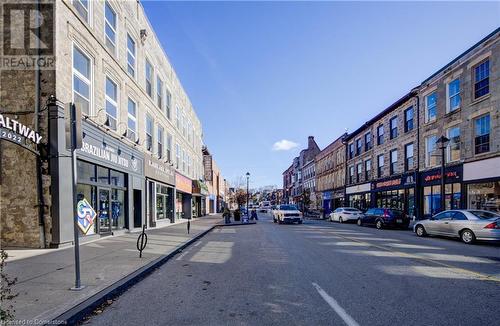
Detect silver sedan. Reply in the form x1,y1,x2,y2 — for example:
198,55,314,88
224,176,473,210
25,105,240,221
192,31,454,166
414,210,500,244
329,207,364,223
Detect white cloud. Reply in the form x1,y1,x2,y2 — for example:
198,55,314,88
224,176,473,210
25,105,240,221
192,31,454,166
272,139,299,151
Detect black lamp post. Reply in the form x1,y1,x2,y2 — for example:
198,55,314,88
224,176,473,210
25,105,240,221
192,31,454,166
436,135,450,213
341,132,348,208
246,172,250,216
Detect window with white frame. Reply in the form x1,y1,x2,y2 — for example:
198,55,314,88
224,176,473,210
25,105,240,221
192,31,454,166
166,89,172,119
146,115,153,151
426,92,437,122
145,60,153,97
166,133,172,163
104,1,116,55
73,0,90,23
425,135,438,167
72,45,91,115
182,111,186,137
405,143,414,171
126,34,136,77
390,149,397,175
176,107,180,129
182,149,186,172
127,98,137,141
377,154,384,178
447,79,460,112
446,126,460,162
105,77,118,130
474,114,490,154
156,77,163,109
175,143,180,169
474,59,489,99
157,126,163,159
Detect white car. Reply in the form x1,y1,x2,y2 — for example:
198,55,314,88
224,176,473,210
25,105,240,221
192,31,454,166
273,204,303,224
329,207,364,223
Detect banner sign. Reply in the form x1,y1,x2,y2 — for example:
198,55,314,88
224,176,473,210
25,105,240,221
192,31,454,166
0,113,43,154
76,198,96,234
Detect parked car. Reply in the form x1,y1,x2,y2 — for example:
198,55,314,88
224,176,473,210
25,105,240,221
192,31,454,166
273,204,303,224
329,207,363,223
357,208,409,229
414,210,500,244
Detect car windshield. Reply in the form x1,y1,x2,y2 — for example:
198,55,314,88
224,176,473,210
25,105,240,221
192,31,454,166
469,210,500,219
280,205,298,211
389,210,404,217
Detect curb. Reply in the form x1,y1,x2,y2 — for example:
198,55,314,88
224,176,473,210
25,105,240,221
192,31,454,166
49,224,218,325
218,222,257,227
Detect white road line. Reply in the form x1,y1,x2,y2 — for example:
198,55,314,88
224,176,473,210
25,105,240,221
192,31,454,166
312,282,360,326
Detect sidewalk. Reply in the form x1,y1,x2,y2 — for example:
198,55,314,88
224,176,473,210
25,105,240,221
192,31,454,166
4,215,222,324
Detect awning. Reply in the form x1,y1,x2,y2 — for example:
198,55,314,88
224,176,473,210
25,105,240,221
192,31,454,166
192,180,209,196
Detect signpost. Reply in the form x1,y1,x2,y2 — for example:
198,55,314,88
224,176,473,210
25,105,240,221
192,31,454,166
68,103,84,291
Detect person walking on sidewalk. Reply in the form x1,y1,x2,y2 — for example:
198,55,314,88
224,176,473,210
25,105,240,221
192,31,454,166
223,206,231,224
251,208,258,221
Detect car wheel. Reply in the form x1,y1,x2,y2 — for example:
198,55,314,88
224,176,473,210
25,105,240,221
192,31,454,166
375,219,383,230
357,218,362,226
460,229,476,244
415,225,427,237
339,217,343,223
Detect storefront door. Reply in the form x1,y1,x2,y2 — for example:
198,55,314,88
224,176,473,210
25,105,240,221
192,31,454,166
98,188,112,234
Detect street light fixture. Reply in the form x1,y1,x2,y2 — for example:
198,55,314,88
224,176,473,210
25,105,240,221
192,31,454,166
436,135,450,213
246,172,250,216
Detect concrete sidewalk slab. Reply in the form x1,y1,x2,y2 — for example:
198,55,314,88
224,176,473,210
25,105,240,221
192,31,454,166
3,215,223,324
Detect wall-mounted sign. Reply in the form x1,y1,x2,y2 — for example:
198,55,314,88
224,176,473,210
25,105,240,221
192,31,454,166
176,172,192,194
145,156,175,186
0,113,43,154
76,198,96,234
371,172,416,191
420,165,463,186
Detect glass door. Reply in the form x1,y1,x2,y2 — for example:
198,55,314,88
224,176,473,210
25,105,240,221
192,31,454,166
98,188,112,234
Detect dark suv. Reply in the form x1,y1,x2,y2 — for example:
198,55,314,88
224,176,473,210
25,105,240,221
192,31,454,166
357,208,409,229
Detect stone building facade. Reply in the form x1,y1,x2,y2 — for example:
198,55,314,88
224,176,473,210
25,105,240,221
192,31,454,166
1,0,209,248
282,164,293,204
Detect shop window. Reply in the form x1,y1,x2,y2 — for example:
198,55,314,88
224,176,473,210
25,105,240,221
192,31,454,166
111,189,125,229
467,181,499,212
405,143,414,171
390,117,398,139
404,107,413,132
76,184,97,235
77,160,96,183
110,170,125,187
426,92,437,123
447,79,460,112
446,126,460,162
424,183,461,216
474,59,489,99
104,1,117,55
474,114,490,154
127,34,136,77
377,125,384,145
97,166,109,184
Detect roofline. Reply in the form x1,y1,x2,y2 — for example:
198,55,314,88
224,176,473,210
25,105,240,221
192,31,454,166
421,27,500,85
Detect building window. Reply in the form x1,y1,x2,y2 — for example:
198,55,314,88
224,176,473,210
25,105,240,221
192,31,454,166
156,77,163,109
74,0,90,23
474,114,490,154
157,126,163,159
104,1,116,55
166,133,172,163
349,143,354,159
349,166,354,184
447,79,460,112
356,139,362,156
426,92,437,122
105,77,118,130
127,98,137,141
146,115,153,151
390,149,397,175
405,143,414,171
356,163,362,183
377,154,384,178
474,59,489,99
126,34,136,77
404,107,413,132
176,107,181,129
390,117,398,139
467,181,500,212
377,125,384,145
447,126,460,162
175,143,180,169
425,135,438,167
365,159,371,180
145,60,153,97
166,89,172,119
364,132,372,151
72,46,91,115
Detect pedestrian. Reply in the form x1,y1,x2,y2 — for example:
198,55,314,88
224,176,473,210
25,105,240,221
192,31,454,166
223,206,231,224
251,208,258,221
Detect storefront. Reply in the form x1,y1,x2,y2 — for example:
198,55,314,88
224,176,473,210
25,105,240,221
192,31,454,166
145,156,176,227
175,172,192,220
371,172,416,219
463,157,500,213
208,194,216,214
346,183,371,211
322,190,333,215
420,164,463,218
192,180,209,217
75,122,145,238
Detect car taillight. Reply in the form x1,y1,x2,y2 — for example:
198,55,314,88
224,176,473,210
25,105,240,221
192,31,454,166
383,210,390,220
484,222,500,229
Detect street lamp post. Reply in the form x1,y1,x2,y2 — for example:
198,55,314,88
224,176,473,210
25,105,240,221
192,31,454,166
436,135,450,213
246,172,250,216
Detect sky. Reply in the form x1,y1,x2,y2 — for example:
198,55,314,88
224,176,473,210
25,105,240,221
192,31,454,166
142,1,500,188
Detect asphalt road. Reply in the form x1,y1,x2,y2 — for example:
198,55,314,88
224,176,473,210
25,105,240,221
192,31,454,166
86,213,500,326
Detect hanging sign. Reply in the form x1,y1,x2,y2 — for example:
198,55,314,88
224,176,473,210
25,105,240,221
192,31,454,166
76,198,97,234
0,113,43,154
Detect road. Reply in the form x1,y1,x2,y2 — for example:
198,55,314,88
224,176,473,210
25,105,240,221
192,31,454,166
86,212,500,326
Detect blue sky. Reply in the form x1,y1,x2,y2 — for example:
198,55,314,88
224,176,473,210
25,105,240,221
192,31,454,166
142,1,500,188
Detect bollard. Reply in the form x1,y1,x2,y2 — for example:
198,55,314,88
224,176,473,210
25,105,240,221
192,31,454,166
187,220,191,234
137,224,147,258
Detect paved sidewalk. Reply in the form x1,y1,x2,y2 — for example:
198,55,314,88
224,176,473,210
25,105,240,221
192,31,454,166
4,215,222,324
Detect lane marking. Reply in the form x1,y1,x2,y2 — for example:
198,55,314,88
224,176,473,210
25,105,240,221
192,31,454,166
312,282,360,326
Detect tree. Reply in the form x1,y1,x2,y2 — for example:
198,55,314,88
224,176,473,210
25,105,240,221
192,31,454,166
302,189,311,211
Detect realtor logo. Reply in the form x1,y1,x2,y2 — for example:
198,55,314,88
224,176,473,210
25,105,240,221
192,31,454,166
1,2,55,69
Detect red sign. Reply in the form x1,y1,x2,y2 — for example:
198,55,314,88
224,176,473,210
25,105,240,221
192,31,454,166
375,178,401,189
424,171,457,183
176,173,192,194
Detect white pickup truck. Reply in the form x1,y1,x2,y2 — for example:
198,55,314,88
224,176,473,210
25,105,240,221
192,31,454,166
273,204,303,224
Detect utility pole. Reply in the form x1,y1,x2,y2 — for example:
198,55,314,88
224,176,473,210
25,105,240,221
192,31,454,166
246,172,250,216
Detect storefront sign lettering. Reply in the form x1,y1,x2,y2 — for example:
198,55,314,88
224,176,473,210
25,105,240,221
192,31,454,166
176,172,192,194
145,157,175,185
76,198,96,234
375,178,401,189
424,171,457,182
80,140,139,172
0,113,43,144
